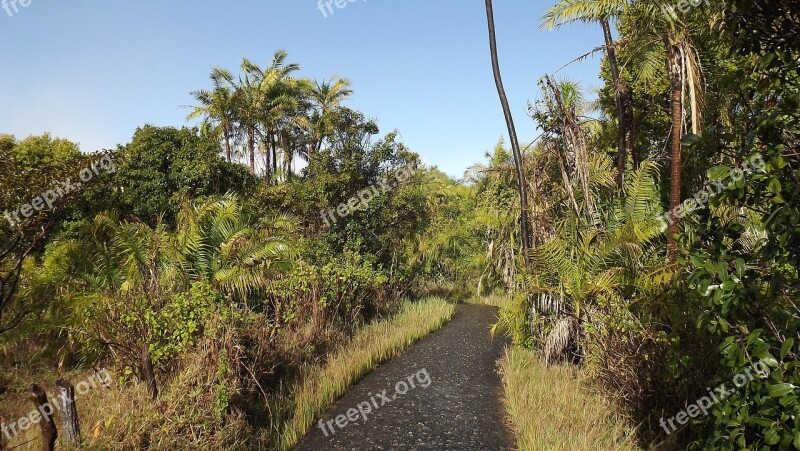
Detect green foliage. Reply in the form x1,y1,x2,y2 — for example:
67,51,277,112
214,347,232,424
681,1,800,447
145,281,222,364
263,252,390,326
8,15,800,449
105,125,256,226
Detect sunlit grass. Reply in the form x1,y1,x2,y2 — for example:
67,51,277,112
278,297,455,450
500,346,639,451
465,292,511,307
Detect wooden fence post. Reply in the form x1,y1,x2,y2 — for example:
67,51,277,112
141,343,158,400
29,384,57,451
0,417,7,451
55,380,81,445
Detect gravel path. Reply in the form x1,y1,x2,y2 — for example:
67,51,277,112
295,303,512,450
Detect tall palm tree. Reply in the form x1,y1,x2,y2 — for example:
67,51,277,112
309,77,353,154
241,51,308,182
272,76,313,181
542,0,635,189
628,3,704,261
542,0,705,261
236,71,261,175
188,68,238,163
485,0,533,267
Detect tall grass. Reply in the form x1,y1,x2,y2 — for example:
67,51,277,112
277,296,454,449
500,347,639,451
466,292,510,307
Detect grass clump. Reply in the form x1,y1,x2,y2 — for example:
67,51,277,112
499,346,639,451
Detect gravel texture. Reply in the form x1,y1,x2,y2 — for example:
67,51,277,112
295,304,512,451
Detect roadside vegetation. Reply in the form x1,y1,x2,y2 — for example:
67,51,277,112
481,1,799,449
0,298,453,450
500,346,637,451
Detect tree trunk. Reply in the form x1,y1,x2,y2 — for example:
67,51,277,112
264,132,273,185
315,110,327,153
55,380,80,446
664,31,684,263
485,0,533,266
29,384,57,451
601,18,635,189
315,135,324,153
140,343,158,401
272,134,278,183
224,127,231,163
248,126,256,175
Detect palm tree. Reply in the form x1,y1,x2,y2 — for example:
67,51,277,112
542,0,706,261
173,195,296,303
628,3,704,262
309,77,353,154
272,76,313,181
485,0,533,267
236,69,261,176
71,197,297,399
188,68,238,163
494,162,672,364
542,0,635,189
241,51,309,182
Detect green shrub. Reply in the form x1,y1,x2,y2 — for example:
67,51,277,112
145,281,222,364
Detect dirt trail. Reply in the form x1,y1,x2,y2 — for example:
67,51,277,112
295,303,512,450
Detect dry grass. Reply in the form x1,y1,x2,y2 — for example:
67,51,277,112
499,346,640,451
465,293,510,308
277,297,454,450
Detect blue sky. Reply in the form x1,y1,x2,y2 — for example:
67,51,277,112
0,0,603,177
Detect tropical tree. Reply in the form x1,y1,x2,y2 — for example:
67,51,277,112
173,195,296,304
309,77,353,154
241,51,310,182
66,196,296,399
542,0,634,188
187,68,239,163
494,161,669,364
485,0,533,267
544,0,706,261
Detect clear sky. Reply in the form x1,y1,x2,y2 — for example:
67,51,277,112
0,0,603,178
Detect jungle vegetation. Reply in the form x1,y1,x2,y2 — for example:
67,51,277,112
1,0,798,449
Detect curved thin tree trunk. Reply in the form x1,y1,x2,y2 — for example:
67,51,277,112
485,0,533,266
664,31,684,263
602,18,635,189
